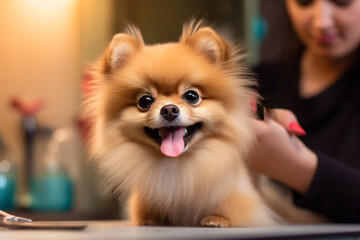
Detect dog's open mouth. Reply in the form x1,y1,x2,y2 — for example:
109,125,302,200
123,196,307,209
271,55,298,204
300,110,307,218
144,122,202,157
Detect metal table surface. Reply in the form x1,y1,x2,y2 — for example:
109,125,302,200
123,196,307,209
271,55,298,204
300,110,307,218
1,221,360,240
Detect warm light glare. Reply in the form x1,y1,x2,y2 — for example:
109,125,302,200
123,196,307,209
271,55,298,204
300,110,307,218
21,0,75,15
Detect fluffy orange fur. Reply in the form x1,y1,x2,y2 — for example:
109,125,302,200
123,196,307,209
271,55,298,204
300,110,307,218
84,21,324,227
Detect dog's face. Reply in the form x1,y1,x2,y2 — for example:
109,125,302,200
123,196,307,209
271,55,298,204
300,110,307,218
89,23,254,159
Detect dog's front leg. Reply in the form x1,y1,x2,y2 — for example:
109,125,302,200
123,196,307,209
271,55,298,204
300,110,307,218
128,192,167,226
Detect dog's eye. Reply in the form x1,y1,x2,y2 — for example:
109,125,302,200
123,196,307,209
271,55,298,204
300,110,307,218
138,94,154,110
182,90,200,105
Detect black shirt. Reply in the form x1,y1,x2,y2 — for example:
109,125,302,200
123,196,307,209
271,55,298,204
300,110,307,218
254,55,360,223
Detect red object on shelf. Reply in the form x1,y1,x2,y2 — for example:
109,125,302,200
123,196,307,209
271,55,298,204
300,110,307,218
10,97,43,116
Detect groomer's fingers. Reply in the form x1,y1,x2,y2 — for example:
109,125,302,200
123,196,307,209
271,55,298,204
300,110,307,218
252,118,269,136
267,108,306,136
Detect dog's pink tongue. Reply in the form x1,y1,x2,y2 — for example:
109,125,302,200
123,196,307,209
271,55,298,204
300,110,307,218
160,127,185,157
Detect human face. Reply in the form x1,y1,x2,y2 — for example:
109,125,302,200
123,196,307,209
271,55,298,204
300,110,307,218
286,0,360,59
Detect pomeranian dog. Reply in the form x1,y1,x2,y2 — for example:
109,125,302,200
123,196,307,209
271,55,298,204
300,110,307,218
84,20,324,227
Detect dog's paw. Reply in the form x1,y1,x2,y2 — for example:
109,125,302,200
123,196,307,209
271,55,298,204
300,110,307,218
200,215,230,228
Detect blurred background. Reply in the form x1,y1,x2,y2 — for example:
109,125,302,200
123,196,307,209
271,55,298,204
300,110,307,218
0,0,290,221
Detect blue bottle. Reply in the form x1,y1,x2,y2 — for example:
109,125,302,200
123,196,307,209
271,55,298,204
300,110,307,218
0,136,16,210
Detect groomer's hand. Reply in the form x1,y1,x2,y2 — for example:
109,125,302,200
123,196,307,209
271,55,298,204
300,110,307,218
266,108,306,136
248,108,318,195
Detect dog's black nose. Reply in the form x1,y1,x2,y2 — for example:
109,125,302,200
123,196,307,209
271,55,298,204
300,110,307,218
160,104,179,122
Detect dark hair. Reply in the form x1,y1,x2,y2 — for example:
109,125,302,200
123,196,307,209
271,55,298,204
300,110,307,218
278,1,305,62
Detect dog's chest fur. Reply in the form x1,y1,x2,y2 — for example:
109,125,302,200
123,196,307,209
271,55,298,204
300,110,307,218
132,158,241,226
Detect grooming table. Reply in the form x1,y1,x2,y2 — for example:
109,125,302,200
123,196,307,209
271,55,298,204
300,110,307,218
1,221,360,240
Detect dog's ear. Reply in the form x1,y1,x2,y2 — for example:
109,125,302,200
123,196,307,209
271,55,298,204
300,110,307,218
102,26,144,75
181,24,229,65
